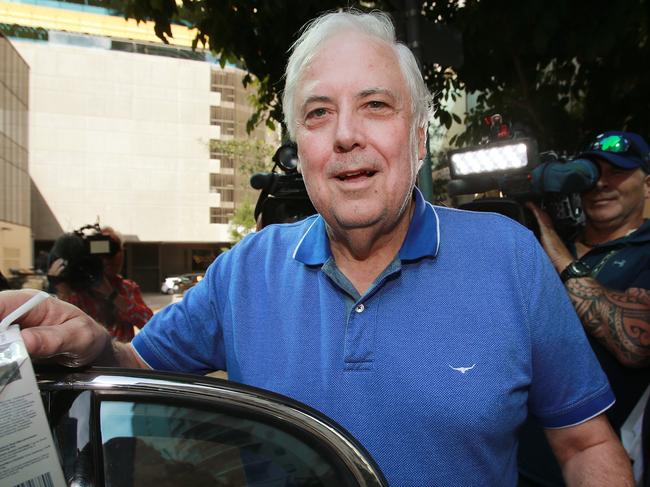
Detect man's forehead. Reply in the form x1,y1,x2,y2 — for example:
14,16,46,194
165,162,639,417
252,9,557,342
294,34,407,104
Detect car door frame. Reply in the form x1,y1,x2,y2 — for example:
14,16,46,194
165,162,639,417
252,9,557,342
38,367,387,487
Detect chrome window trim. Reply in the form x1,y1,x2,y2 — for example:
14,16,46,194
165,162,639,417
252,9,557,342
38,368,387,487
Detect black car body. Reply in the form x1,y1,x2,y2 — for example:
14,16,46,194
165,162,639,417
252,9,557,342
38,367,387,487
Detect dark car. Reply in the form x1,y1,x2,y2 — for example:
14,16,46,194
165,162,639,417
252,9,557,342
38,367,387,487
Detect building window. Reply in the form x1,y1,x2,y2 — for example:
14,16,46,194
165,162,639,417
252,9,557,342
210,106,234,122
210,106,236,136
219,157,235,170
220,188,235,203
210,70,237,102
209,144,235,169
212,85,235,103
209,173,234,193
212,121,235,136
210,207,233,224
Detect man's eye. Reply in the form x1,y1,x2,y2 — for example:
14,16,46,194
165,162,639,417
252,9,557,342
306,108,328,119
367,100,388,109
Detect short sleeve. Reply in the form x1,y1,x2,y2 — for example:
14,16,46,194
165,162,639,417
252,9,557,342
132,256,227,374
524,235,615,428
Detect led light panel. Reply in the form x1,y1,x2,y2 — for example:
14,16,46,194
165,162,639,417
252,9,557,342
451,143,528,177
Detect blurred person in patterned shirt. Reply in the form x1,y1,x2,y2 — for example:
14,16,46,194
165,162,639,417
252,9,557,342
48,226,152,342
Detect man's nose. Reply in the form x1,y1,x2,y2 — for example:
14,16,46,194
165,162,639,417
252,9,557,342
595,175,609,190
333,110,365,153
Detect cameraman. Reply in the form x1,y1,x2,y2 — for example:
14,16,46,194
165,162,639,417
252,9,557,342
520,131,650,486
49,226,153,342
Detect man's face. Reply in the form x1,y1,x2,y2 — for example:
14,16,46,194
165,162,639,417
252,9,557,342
101,231,123,277
581,158,650,228
293,32,425,234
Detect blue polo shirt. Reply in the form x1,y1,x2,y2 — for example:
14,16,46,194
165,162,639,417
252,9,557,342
133,189,613,487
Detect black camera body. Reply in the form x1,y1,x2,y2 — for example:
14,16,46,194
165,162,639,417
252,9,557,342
48,224,119,291
447,130,599,240
251,143,316,228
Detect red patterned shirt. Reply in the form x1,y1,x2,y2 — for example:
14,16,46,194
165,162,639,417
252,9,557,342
66,275,153,342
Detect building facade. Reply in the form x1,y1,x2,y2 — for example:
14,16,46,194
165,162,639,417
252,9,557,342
0,32,31,277
0,0,274,290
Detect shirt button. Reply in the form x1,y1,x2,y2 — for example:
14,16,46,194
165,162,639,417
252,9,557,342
355,304,365,313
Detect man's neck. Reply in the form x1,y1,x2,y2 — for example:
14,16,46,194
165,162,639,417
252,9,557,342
581,217,644,247
327,202,414,295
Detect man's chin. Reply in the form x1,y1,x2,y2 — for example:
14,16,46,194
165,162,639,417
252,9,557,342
585,210,626,228
334,215,382,230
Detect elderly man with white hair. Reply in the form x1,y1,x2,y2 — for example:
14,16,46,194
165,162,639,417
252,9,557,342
0,10,633,486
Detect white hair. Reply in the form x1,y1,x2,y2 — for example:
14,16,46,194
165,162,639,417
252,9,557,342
282,10,433,144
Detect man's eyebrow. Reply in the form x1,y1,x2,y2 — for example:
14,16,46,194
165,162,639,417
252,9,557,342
357,88,399,100
302,95,333,107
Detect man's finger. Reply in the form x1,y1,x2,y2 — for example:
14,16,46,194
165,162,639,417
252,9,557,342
525,201,554,227
2,289,110,365
21,320,109,366
1,290,84,329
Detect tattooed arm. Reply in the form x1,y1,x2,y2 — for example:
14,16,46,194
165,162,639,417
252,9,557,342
526,202,650,367
565,278,650,367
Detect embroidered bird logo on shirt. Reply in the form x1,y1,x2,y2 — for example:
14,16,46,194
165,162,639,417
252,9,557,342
449,364,476,374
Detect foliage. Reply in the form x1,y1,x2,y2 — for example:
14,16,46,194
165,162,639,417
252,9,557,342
229,200,256,242
423,0,650,153
210,139,275,176
431,176,450,206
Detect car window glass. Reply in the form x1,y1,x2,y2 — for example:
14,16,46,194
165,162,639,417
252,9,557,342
100,400,353,487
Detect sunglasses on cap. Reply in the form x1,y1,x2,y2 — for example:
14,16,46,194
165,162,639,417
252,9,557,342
588,134,645,159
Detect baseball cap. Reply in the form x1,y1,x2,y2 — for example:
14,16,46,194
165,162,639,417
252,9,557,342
578,131,650,173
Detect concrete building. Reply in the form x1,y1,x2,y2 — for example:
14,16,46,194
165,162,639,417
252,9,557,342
0,32,31,278
0,0,274,290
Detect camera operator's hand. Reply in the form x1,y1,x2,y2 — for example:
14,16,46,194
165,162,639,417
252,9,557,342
93,276,128,312
526,202,574,273
0,289,146,368
47,257,66,278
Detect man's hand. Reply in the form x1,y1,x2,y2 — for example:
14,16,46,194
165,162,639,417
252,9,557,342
546,414,634,487
526,202,574,272
0,289,146,368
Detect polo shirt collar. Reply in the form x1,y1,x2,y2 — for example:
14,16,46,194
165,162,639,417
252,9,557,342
399,187,440,261
292,187,440,265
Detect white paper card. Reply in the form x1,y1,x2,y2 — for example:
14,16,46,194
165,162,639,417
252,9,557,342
0,324,66,487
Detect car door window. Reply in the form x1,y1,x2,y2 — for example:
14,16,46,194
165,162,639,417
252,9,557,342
100,400,353,487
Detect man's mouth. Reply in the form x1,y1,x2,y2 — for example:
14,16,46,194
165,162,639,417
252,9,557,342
336,170,377,181
590,196,616,204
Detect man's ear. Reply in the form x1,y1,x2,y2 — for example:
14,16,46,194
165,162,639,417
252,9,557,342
296,144,302,173
417,126,426,161
644,173,650,199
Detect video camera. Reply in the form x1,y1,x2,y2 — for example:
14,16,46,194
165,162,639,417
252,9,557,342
250,142,316,228
447,115,600,239
47,224,120,291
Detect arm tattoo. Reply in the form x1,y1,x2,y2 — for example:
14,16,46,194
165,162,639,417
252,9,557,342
566,278,650,367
